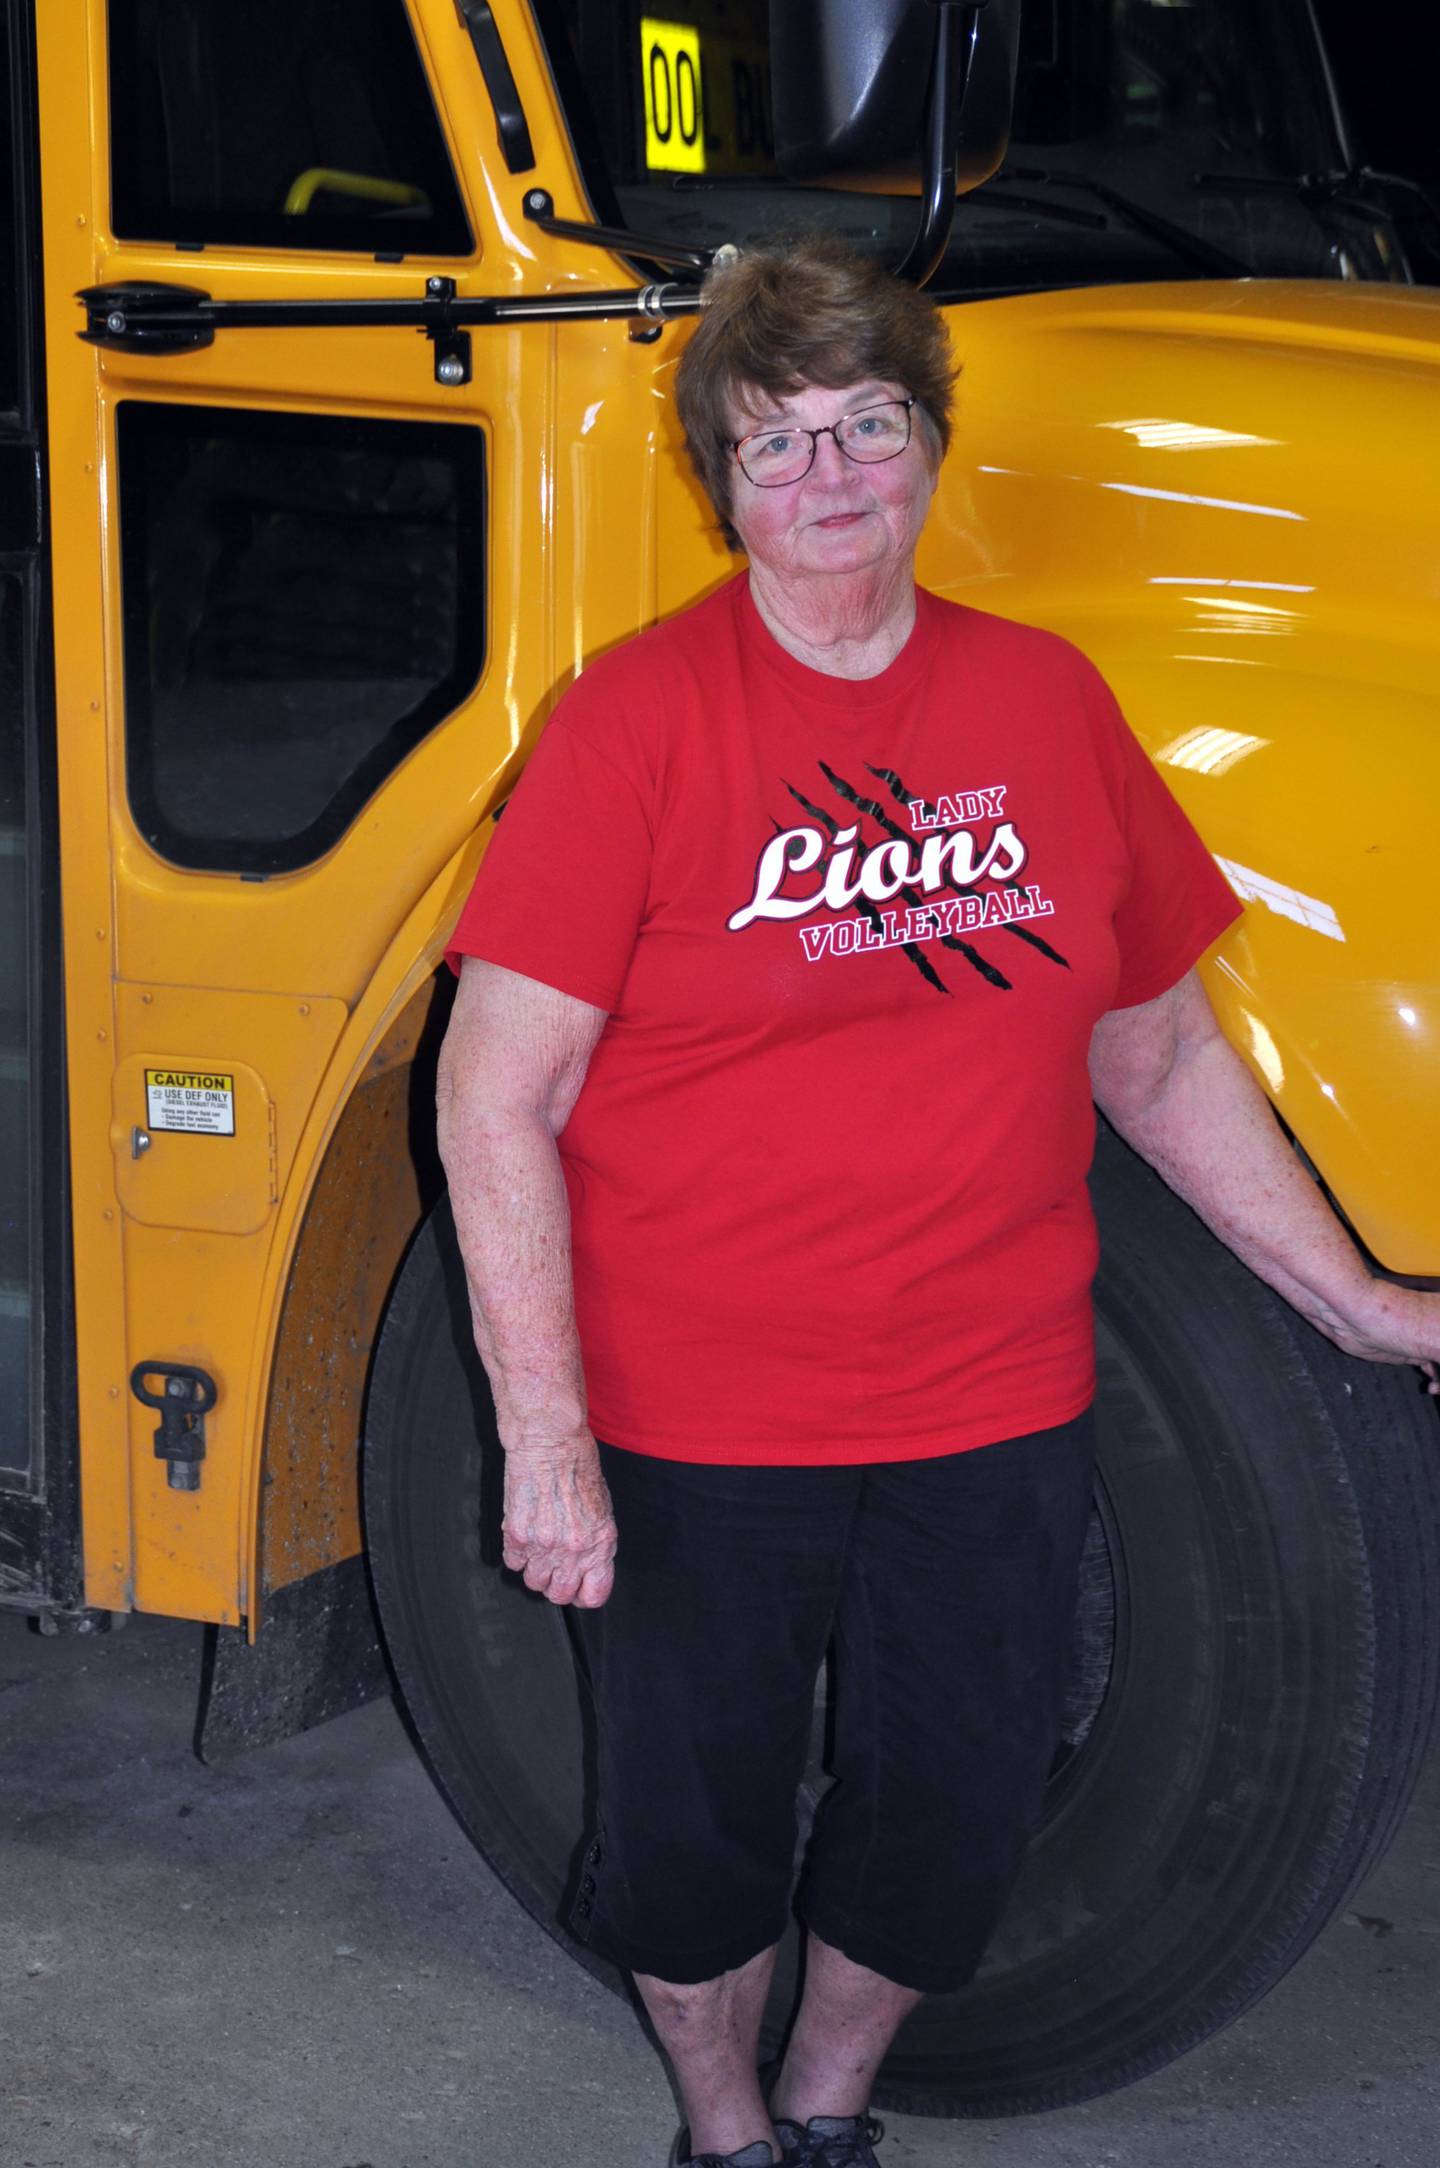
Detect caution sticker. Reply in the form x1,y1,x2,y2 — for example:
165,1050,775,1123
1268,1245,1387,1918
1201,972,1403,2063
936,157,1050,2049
144,1068,236,1136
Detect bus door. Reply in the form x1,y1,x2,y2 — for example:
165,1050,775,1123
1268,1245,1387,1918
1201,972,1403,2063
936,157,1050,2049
36,0,552,1626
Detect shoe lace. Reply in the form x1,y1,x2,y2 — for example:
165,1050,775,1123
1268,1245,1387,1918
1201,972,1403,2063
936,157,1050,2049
803,2117,885,2166
689,2154,783,2168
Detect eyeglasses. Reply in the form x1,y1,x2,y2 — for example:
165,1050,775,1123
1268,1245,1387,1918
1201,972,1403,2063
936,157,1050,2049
731,397,917,488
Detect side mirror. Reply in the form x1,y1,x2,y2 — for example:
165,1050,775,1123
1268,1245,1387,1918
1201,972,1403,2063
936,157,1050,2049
771,0,1018,197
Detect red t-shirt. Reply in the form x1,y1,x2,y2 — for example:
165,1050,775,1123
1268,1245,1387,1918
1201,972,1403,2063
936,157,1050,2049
446,576,1241,1464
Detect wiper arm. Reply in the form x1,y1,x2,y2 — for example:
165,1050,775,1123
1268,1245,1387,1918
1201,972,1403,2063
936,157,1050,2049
1194,165,1433,225
995,165,1252,276
1355,165,1440,218
666,175,807,192
964,183,1106,230
670,174,1107,231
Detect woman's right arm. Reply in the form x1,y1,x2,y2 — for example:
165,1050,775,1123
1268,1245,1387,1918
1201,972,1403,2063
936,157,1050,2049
435,956,617,1609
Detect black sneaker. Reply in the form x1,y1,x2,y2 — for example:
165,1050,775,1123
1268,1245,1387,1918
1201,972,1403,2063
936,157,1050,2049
782,2113,885,2167
666,2145,779,2168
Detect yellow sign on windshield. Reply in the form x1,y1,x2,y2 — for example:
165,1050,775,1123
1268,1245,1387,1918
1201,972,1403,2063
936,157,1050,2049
642,19,707,173
640,15,772,176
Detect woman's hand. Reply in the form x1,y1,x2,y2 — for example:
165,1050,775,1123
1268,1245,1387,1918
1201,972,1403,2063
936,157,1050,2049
502,1439,617,1608
1091,974,1440,1402
1328,1282,1440,1393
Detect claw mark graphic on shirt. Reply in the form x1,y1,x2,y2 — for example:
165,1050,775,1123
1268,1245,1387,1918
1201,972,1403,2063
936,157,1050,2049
727,761,1069,994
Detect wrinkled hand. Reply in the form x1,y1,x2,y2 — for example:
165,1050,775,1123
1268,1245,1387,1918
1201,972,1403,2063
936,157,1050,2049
502,1440,617,1607
1332,1284,1440,1395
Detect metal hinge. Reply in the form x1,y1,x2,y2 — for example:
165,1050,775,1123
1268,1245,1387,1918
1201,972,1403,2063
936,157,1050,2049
77,281,216,355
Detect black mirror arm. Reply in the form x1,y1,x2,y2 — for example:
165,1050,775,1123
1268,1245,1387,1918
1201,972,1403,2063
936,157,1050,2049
520,187,716,275
894,1,986,287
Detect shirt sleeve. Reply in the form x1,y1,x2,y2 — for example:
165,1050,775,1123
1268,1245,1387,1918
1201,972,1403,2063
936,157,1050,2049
1081,657,1244,1010
443,714,653,1011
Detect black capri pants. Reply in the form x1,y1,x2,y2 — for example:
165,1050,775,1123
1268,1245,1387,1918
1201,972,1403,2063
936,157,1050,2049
567,1407,1096,1995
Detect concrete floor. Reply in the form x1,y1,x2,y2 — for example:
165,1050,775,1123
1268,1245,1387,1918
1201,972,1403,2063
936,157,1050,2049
1,1606,1436,2168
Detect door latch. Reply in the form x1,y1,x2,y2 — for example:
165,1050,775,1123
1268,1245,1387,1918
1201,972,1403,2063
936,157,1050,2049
130,1362,218,1492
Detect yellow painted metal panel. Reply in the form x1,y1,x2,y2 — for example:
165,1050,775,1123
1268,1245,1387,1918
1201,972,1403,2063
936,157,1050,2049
113,1058,273,1234
111,985,347,1232
912,278,1440,1269
120,1213,263,1626
105,987,348,1619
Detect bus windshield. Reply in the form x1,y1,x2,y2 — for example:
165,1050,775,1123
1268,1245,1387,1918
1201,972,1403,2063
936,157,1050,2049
534,0,1401,293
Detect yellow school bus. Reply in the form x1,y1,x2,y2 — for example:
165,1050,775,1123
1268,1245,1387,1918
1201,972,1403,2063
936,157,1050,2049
6,0,1439,2117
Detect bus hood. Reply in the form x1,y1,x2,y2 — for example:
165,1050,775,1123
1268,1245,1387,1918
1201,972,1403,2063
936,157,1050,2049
921,278,1440,1272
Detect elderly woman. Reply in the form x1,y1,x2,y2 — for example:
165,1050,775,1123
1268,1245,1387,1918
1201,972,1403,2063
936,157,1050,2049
437,238,1439,2168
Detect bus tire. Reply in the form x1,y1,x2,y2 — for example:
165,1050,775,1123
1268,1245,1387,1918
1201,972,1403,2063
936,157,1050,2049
360,1130,1440,2115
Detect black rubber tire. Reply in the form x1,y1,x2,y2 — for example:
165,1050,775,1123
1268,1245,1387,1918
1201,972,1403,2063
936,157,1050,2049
361,1127,1440,2115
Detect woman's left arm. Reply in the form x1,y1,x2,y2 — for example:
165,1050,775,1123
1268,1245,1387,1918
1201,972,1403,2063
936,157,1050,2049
1088,970,1440,1390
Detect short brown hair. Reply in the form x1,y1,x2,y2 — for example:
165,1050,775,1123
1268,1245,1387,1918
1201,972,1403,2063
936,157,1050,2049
674,234,958,549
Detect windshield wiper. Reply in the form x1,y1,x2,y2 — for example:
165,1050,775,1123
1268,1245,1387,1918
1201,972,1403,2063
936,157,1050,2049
1194,165,1437,226
961,186,1106,230
665,175,807,191
989,165,1252,276
667,172,1107,231
519,163,1251,283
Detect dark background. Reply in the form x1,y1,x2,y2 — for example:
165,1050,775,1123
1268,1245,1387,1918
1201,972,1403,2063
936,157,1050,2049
1312,1,1440,193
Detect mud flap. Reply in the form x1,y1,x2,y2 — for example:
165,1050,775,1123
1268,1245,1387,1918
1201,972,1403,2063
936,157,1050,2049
194,1553,390,1762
